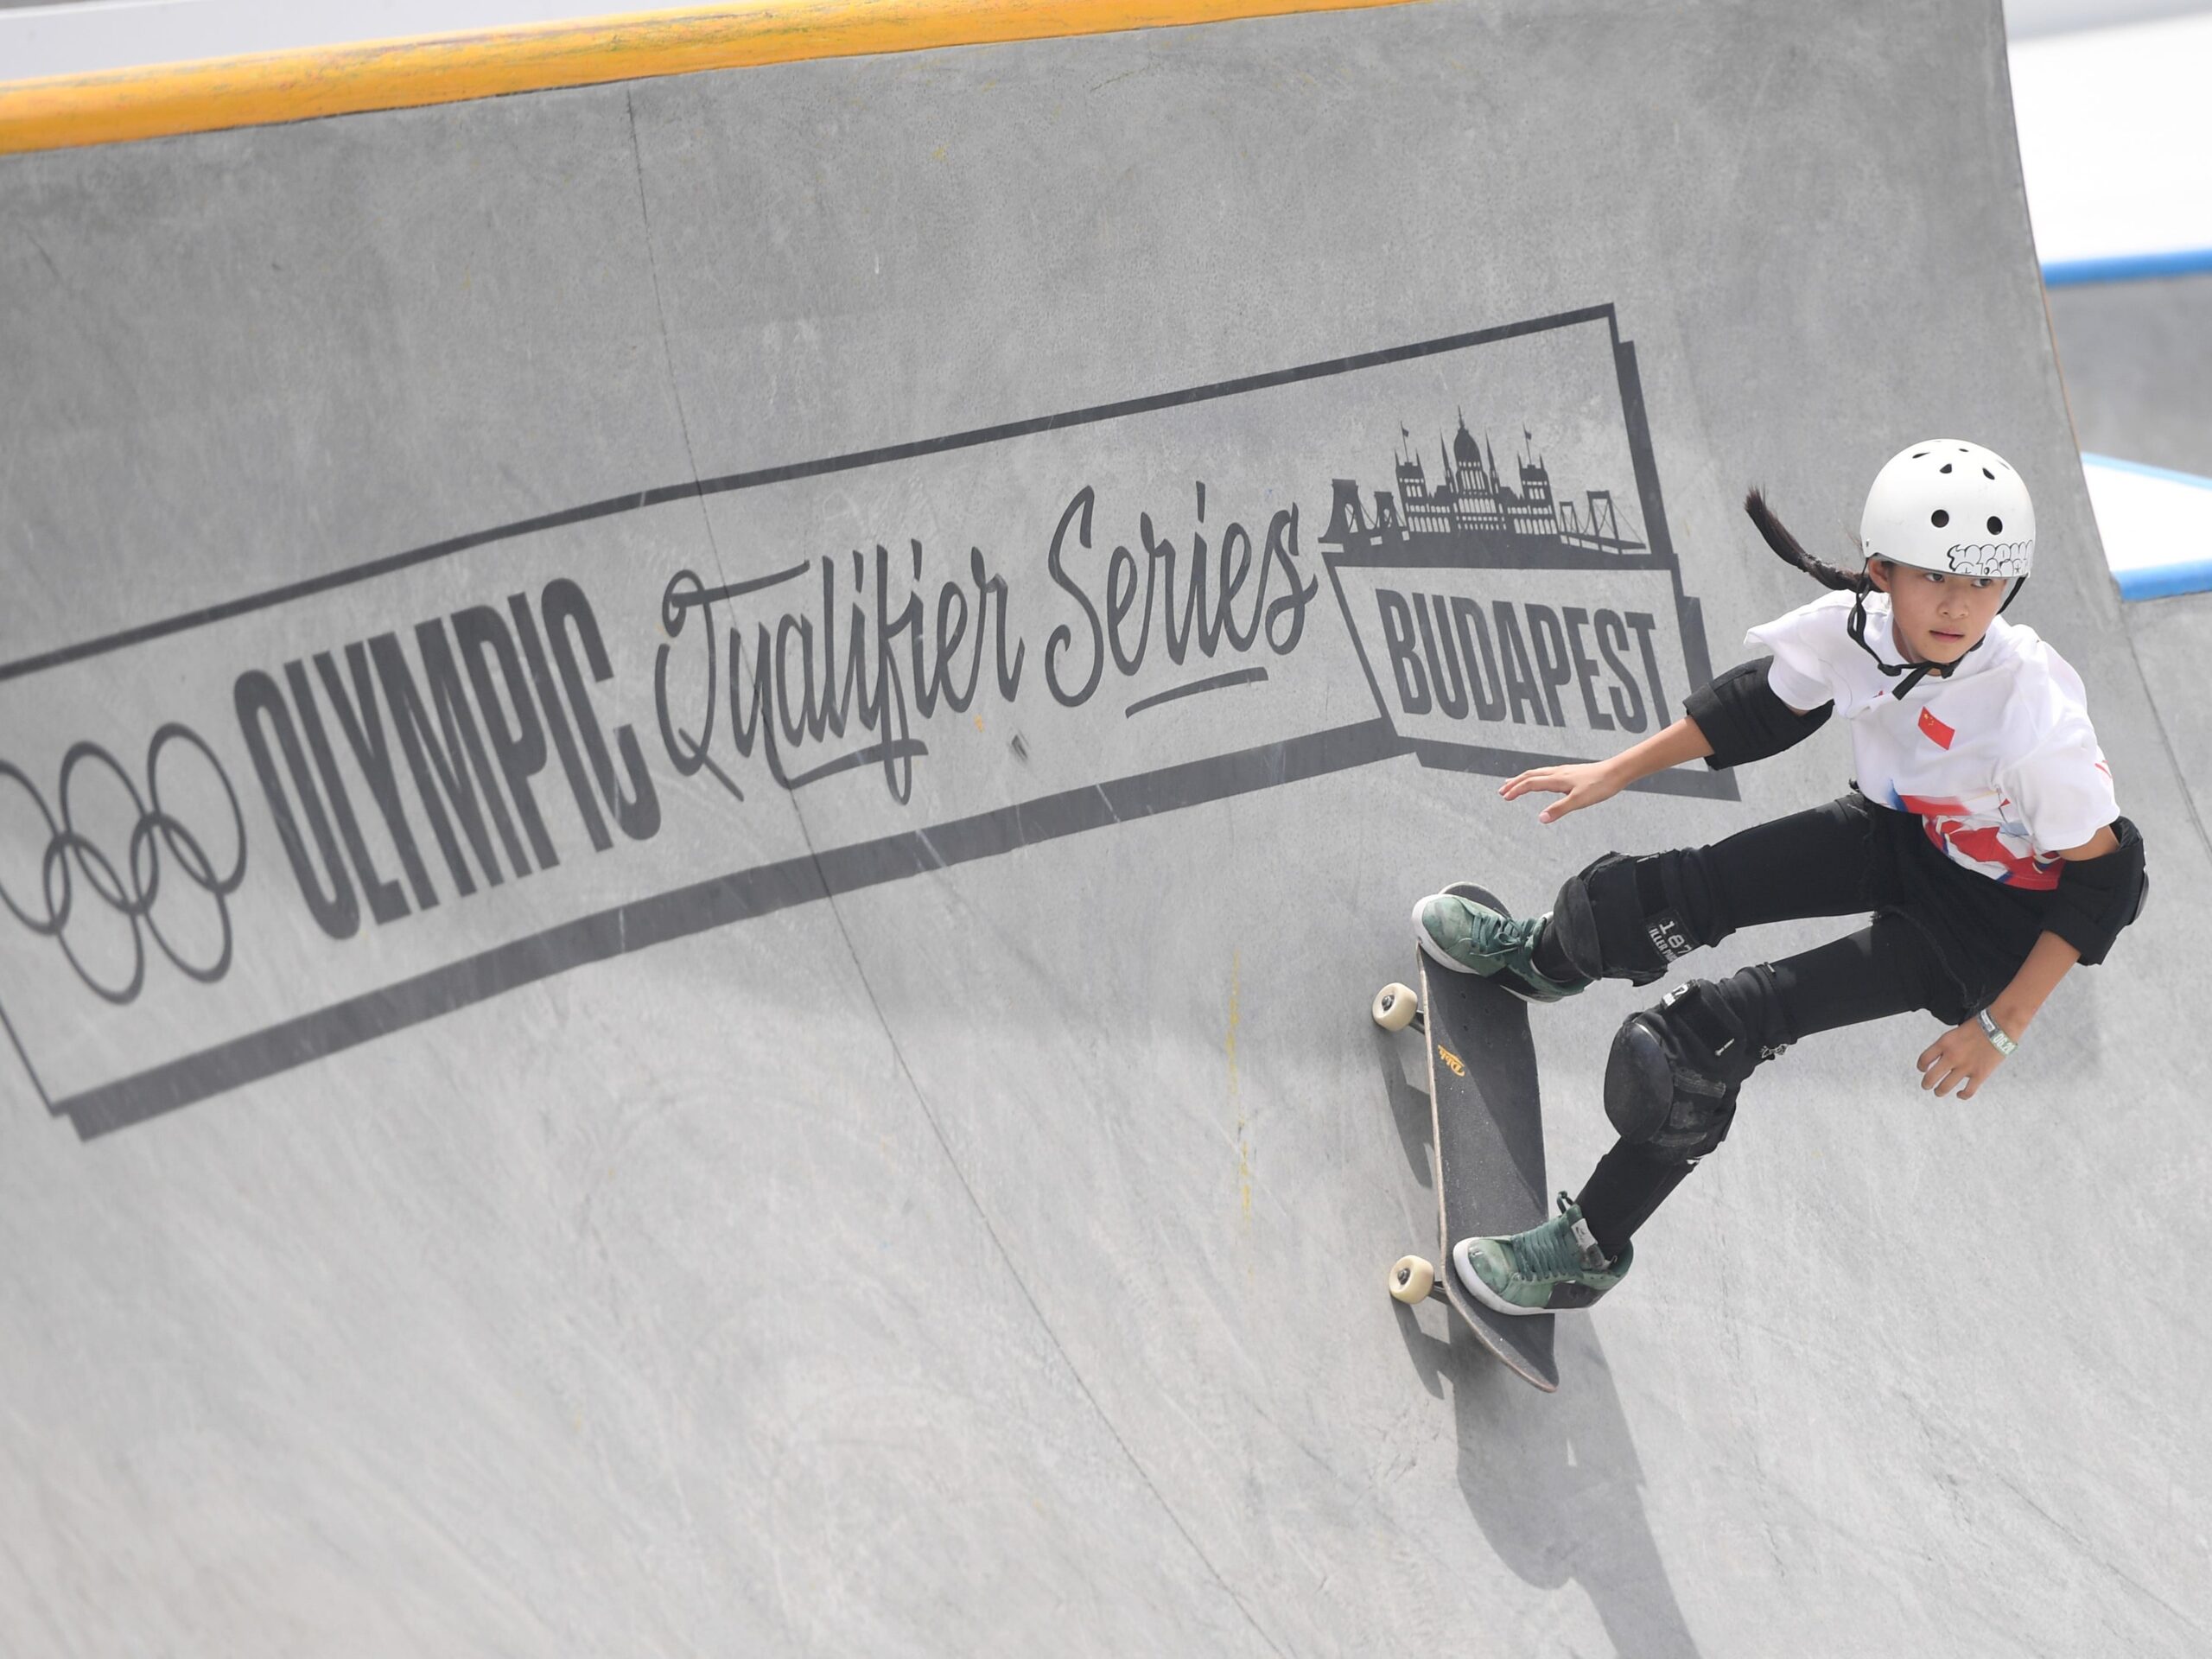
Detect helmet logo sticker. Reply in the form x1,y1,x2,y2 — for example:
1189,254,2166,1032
1944,540,2032,577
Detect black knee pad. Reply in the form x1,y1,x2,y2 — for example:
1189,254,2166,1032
1603,971,1788,1160
1551,851,1713,987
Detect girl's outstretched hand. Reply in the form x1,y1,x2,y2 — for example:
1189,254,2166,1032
1498,761,1624,823
1917,1021,2005,1099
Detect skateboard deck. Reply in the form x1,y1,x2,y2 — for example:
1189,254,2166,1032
1380,882,1558,1392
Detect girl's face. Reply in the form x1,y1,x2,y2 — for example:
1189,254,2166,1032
1869,560,2010,665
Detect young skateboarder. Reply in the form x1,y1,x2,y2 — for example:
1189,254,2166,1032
1414,440,2149,1315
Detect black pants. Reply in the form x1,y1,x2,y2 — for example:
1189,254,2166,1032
1574,792,2056,1258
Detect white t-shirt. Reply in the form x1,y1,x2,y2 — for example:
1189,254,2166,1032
1747,591,2117,889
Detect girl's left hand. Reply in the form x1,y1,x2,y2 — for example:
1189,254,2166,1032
1916,1022,2005,1099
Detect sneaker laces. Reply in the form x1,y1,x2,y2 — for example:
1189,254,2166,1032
1509,1193,1611,1279
1509,1211,1585,1281
1491,911,1543,952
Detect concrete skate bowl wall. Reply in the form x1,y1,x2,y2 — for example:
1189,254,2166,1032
3,2,2209,1653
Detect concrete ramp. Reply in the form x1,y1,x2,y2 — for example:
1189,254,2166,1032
3,3,2208,1651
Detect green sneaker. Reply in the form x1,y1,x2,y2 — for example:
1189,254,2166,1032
1411,893,1590,1003
1452,1194,1633,1315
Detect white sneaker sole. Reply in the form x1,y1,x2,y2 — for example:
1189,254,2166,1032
1452,1237,1548,1316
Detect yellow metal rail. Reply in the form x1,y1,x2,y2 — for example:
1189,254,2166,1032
0,0,1417,156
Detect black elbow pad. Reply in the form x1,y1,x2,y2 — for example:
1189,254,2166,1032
1685,658,1833,770
2044,816,2148,966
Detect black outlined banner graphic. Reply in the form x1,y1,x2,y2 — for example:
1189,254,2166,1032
0,304,1729,1137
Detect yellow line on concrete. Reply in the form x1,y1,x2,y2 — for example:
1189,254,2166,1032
0,0,1419,156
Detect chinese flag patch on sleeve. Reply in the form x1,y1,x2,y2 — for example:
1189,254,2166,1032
1918,707,1955,749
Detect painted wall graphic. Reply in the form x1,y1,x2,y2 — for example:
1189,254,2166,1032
0,303,1729,1136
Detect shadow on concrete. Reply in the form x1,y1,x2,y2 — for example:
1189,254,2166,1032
1376,1040,1436,1186
1380,1039,1699,1656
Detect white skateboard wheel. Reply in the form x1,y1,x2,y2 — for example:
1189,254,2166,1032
1389,1255,1435,1304
1371,982,1419,1031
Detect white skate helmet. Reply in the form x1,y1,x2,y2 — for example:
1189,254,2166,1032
1859,440,2034,580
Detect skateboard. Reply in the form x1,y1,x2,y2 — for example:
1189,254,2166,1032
1372,882,1558,1392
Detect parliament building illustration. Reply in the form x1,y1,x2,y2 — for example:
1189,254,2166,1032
1320,412,1648,563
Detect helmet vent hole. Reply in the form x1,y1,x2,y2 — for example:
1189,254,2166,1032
1982,467,1994,480
1940,462,1954,474
1912,450,1929,458
1987,515,2003,534
1931,509,1950,528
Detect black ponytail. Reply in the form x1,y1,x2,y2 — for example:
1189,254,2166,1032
1745,487,1870,594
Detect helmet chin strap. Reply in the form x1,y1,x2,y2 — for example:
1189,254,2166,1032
1846,575,2029,700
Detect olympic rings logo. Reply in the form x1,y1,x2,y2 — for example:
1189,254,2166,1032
0,725,248,1005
